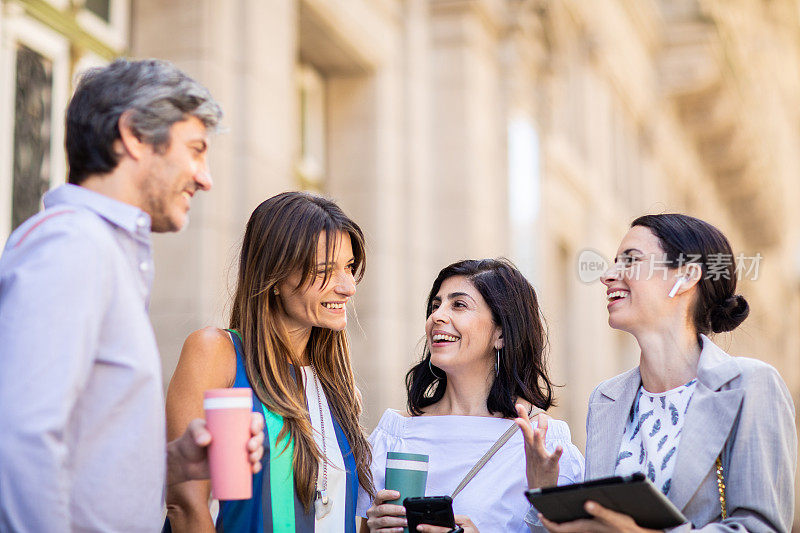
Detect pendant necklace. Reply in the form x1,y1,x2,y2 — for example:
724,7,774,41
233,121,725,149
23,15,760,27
310,365,333,520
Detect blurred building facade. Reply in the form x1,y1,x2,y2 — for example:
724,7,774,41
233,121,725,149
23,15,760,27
2,0,799,525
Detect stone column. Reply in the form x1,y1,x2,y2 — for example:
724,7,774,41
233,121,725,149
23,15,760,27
401,0,435,396
429,0,507,265
298,0,408,426
131,0,298,384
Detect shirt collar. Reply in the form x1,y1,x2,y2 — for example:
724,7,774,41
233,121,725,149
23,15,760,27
44,184,152,236
695,334,742,390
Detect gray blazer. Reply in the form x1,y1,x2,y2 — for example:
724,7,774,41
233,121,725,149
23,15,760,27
585,335,797,532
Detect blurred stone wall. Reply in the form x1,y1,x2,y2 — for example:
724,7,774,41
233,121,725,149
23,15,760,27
4,0,796,526
128,0,800,525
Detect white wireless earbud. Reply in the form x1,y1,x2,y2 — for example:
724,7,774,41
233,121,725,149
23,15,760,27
668,276,689,298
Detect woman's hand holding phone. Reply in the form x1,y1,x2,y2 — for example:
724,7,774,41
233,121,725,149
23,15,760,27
415,515,478,533
365,489,407,532
365,491,480,533
404,496,478,533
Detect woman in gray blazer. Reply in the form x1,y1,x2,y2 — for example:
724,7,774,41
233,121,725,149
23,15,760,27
517,214,797,532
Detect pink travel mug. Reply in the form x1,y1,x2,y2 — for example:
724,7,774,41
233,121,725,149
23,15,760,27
204,388,253,500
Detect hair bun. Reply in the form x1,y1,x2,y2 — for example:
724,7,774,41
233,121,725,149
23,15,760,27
710,294,749,333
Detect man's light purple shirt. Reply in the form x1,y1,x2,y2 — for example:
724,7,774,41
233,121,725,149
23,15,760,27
0,184,166,531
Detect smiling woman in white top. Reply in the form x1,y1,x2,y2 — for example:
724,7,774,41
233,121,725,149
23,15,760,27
359,259,584,533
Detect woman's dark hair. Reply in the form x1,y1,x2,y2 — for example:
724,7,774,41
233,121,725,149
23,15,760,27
229,191,374,508
632,214,749,334
406,258,554,418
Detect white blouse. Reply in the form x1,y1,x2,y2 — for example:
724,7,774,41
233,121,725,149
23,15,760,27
357,409,585,533
614,379,697,496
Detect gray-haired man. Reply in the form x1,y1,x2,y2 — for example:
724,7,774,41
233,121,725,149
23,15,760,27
0,59,263,531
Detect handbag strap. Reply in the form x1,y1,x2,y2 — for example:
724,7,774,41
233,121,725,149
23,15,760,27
451,406,544,499
715,454,727,519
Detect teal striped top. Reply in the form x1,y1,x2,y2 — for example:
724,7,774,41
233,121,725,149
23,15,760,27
215,330,358,532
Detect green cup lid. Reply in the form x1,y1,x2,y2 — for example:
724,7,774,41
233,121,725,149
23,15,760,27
386,452,428,462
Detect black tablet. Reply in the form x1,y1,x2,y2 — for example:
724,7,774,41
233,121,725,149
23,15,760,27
525,473,687,530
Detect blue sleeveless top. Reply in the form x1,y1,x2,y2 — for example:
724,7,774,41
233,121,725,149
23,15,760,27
216,331,359,532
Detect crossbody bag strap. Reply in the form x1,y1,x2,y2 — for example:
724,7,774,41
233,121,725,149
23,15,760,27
451,406,545,499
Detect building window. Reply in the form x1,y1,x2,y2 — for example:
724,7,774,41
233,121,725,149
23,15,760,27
296,64,327,192
0,17,69,240
84,0,111,23
77,0,128,51
12,44,53,231
507,115,541,279
0,1,124,240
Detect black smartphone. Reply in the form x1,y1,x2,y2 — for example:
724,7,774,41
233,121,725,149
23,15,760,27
403,496,455,532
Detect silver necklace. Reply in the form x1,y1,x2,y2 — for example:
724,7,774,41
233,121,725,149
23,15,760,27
310,365,333,519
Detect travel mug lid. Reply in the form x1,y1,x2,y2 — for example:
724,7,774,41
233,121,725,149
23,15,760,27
386,452,429,471
204,388,252,410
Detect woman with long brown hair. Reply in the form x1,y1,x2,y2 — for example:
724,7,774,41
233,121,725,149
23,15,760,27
165,191,374,532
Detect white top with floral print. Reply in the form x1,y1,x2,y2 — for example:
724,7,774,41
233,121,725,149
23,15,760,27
614,379,698,495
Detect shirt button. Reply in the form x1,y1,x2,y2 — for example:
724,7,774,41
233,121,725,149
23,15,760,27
139,261,150,272
136,216,147,228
